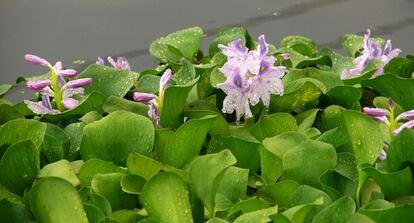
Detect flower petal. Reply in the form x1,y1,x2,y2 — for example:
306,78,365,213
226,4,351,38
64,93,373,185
26,80,51,92
64,78,92,89
159,69,173,92
133,92,157,103
62,98,80,109
59,69,78,78
24,54,51,67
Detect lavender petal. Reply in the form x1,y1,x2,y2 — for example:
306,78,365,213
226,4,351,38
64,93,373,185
64,78,92,89
133,92,157,103
26,80,51,92
159,69,173,92
24,54,51,67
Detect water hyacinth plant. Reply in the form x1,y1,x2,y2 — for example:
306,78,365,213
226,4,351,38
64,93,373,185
1,27,414,223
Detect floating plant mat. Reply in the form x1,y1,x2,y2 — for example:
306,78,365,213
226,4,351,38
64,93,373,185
1,26,414,223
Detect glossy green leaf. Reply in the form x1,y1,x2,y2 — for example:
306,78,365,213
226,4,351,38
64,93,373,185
258,180,300,209
0,104,24,125
261,131,307,158
233,206,278,223
250,113,298,141
78,159,126,187
41,124,70,162
141,172,193,223
0,84,12,97
340,110,384,165
358,204,414,223
288,185,332,209
30,177,88,223
127,152,162,180
91,173,137,211
386,129,414,171
38,159,80,186
120,174,146,195
284,68,341,92
260,145,284,184
215,166,249,211
362,75,414,110
159,115,215,168
0,119,46,150
383,57,414,78
103,95,148,116
0,140,39,195
160,77,199,128
324,86,362,109
150,27,204,63
283,140,337,186
81,110,154,165
80,64,138,97
189,150,236,215
0,198,32,223
227,197,270,217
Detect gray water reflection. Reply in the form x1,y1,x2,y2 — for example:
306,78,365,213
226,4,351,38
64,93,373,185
1,0,413,102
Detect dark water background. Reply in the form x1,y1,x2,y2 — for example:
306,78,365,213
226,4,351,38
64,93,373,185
1,0,413,102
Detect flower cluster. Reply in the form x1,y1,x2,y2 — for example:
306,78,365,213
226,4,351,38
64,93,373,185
363,99,414,160
217,35,286,121
96,56,130,70
133,69,173,126
24,54,92,115
341,29,401,80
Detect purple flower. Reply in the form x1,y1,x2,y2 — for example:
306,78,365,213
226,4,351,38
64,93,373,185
341,29,401,80
216,35,285,121
25,54,51,67
378,148,387,161
393,120,414,136
133,69,173,126
24,94,59,115
26,80,52,92
96,56,131,70
24,54,91,114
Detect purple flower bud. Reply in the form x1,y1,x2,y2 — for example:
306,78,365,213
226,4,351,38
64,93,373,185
64,78,92,89
133,92,156,103
281,53,290,60
53,61,63,71
26,80,51,92
96,57,105,65
62,98,79,109
160,69,173,92
393,120,414,136
378,149,387,161
387,98,395,108
258,35,268,57
397,110,414,121
24,54,51,67
363,107,389,117
59,69,78,78
119,57,131,70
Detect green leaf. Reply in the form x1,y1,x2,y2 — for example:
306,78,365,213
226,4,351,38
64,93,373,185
383,57,414,78
141,172,193,223
362,75,414,110
280,36,316,57
189,150,237,215
78,159,126,187
0,140,39,195
150,27,204,63
288,185,332,209
360,165,414,200
159,115,215,168
261,131,307,158
347,213,376,223
0,104,24,125
136,74,161,94
91,173,137,210
358,204,414,223
44,92,107,120
160,77,199,128
30,177,88,223
324,86,362,109
81,110,154,165
341,33,384,57
38,159,80,187
227,197,270,217
215,166,249,211
296,109,319,132
0,198,32,223
233,206,278,223
250,113,298,141
209,27,253,56
111,210,143,223
84,203,106,223
0,119,46,150
283,68,341,92
340,110,384,165
260,145,284,184
386,129,414,171
270,79,324,113
0,84,12,97
173,59,196,85
41,123,70,162
79,111,102,124
207,134,261,172
258,180,300,209
120,174,146,195
80,64,138,97
127,152,163,180
283,140,337,186
282,197,323,223
102,95,148,116
64,122,85,159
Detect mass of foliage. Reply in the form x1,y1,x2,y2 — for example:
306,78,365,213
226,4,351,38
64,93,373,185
1,26,414,223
